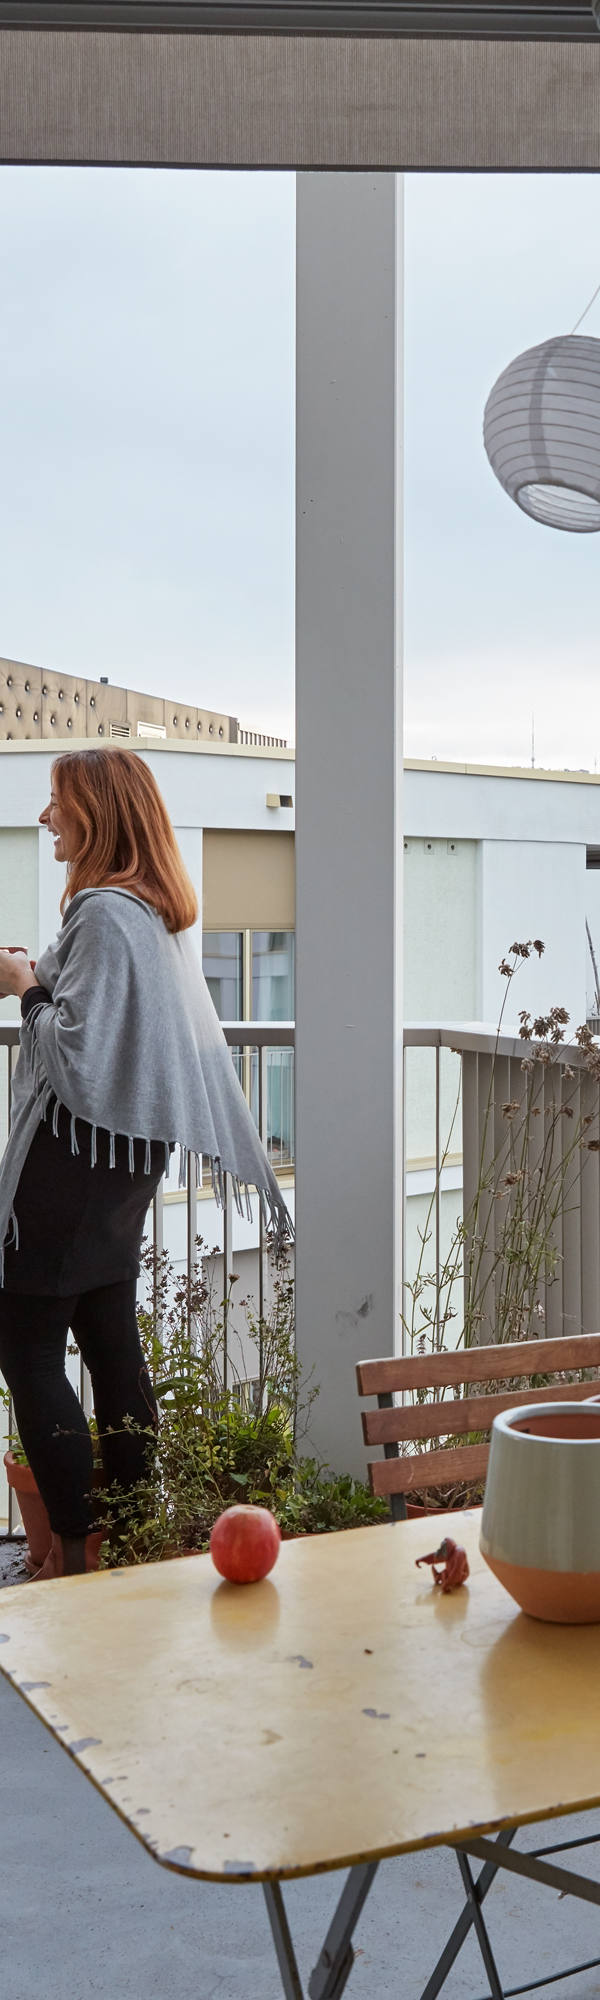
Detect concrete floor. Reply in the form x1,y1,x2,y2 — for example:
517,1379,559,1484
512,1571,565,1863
1,1541,599,2000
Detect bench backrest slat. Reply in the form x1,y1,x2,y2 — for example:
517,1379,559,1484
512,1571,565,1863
357,1332,600,1506
356,1332,600,1397
371,1442,490,1498
362,1376,598,1447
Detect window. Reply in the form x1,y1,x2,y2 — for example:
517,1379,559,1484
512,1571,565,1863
252,931,295,1022
202,929,295,1172
202,932,243,1022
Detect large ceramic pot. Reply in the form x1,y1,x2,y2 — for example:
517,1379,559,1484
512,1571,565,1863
480,1402,600,1624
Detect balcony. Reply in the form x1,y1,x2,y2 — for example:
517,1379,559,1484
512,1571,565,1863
3,1013,599,1520
404,1022,600,1355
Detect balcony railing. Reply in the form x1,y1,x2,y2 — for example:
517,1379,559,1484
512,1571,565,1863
404,1023,600,1354
2,1014,597,1526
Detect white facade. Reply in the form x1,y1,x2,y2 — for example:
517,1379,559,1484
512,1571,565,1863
404,757,600,1099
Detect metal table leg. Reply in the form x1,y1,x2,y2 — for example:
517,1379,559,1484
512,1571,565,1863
455,1849,505,2000
264,1823,600,2000
263,1861,379,2000
263,1882,305,2000
308,1862,379,2000
455,1834,600,1907
419,1827,517,2000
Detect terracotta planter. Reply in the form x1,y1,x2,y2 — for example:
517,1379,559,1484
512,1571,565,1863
480,1403,600,1624
4,1451,52,1569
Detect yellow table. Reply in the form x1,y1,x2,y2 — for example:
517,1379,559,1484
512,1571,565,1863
0,1511,599,2000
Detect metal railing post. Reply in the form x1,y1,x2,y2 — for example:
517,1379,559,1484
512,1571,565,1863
258,1044,269,1387
186,1148,198,1334
222,1171,233,1391
435,1039,441,1348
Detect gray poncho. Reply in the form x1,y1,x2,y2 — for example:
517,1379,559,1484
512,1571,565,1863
0,886,292,1282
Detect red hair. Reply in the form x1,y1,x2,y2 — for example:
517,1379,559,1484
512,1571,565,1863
52,747,198,934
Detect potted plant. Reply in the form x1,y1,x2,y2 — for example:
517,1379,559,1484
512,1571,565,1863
2,1390,109,1574
3,1428,52,1571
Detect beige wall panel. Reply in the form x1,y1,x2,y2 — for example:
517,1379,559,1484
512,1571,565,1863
198,710,230,743
0,659,236,746
0,31,600,169
89,680,128,732
0,827,38,1023
203,829,295,930
40,668,86,741
125,689,166,735
162,697,199,743
0,658,42,741
86,680,126,737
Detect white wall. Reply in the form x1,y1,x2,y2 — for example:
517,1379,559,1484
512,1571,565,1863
405,764,600,847
404,837,476,1167
0,827,38,1023
477,839,587,1029
403,836,477,1022
172,825,203,958
404,762,597,1032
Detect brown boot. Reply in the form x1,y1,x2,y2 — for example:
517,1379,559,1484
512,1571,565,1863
28,1531,105,1582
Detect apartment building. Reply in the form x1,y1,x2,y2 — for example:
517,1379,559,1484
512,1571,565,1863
0,656,287,750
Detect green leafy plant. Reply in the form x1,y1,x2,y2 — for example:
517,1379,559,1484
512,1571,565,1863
95,1237,386,1565
0,1385,27,1466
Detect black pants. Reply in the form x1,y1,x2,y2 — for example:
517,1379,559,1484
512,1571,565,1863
0,1280,159,1538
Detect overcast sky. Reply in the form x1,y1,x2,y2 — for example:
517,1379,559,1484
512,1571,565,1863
405,172,600,772
0,167,295,742
2,166,600,767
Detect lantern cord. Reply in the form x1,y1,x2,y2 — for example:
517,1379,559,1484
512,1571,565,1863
570,280,600,336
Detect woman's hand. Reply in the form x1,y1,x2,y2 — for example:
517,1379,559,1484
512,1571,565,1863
0,949,40,1001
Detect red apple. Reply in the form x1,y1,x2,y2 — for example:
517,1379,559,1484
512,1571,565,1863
210,1504,281,1584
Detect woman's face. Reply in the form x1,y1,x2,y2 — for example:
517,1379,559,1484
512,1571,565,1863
39,786,78,865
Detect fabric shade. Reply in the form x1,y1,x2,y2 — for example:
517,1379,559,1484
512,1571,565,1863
483,334,600,532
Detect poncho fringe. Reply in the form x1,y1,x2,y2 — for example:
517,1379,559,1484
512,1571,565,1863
0,887,293,1283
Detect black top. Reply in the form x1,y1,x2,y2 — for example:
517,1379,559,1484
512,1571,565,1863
2,984,168,1296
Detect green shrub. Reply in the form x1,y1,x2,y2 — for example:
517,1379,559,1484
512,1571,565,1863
95,1237,385,1565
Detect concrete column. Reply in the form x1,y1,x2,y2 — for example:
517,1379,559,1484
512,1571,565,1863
295,174,403,1476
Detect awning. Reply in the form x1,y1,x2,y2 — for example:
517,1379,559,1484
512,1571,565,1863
0,0,596,39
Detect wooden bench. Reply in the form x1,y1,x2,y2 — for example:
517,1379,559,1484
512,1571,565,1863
357,1333,600,1521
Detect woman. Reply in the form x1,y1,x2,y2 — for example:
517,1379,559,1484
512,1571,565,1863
0,747,292,1581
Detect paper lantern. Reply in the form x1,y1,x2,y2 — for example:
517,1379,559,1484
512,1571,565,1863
483,334,600,532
